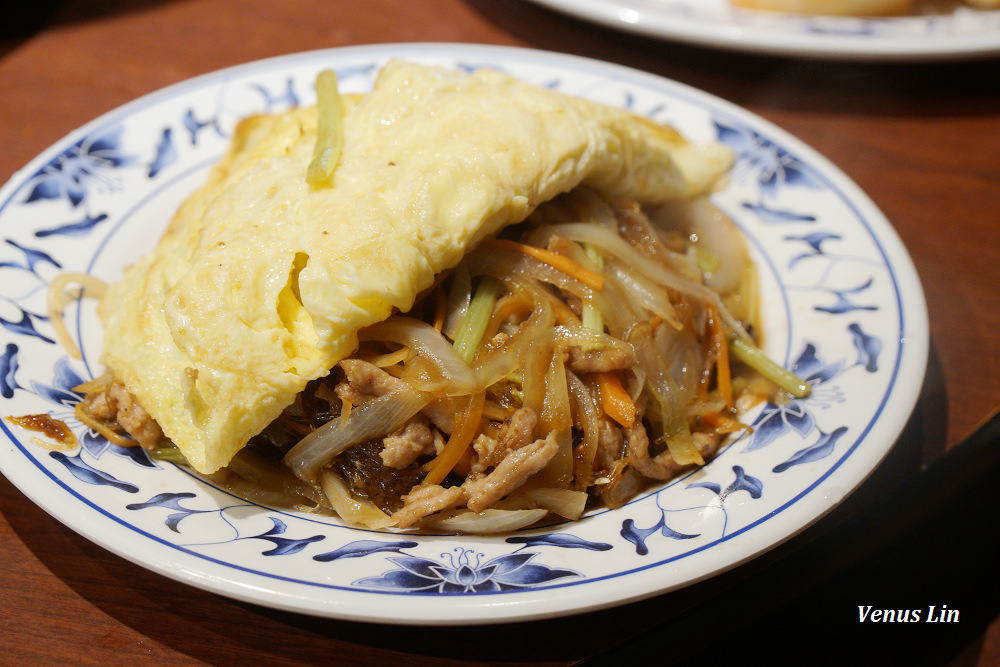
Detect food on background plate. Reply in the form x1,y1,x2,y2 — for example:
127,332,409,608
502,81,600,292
730,0,998,15
37,60,808,533
730,0,914,15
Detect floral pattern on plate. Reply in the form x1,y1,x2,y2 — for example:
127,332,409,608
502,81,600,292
0,43,927,624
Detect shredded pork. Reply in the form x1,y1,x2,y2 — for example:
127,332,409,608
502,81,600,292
380,415,442,469
392,483,466,528
336,358,409,401
481,407,538,467
566,343,635,374
464,431,560,512
81,380,164,448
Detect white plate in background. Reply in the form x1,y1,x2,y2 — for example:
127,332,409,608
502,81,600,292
526,0,1000,60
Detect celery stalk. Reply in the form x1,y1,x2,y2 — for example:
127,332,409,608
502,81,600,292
306,69,344,188
728,335,811,399
581,243,605,346
452,276,502,363
149,444,188,465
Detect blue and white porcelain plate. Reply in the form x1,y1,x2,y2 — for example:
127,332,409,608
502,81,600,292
526,0,1000,60
0,44,928,625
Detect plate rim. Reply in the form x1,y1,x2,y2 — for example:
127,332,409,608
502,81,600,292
524,0,1000,61
0,42,930,625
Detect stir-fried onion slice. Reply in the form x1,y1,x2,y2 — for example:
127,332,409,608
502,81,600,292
284,385,432,484
538,222,752,343
320,469,396,529
628,320,704,467
566,370,601,488
481,238,605,291
425,508,549,534
47,273,108,360
360,316,481,395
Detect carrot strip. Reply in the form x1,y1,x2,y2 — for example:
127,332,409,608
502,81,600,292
699,411,748,434
484,238,605,291
596,372,636,429
711,308,734,409
422,391,486,486
716,341,733,409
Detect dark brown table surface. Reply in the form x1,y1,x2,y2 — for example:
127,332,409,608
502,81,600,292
2,1,1000,665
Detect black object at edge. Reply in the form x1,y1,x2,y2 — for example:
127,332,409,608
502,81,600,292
582,408,1000,666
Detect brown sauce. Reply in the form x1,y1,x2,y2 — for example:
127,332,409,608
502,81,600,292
6,414,77,446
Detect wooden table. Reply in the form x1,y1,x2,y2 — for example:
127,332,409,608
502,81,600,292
2,1,999,664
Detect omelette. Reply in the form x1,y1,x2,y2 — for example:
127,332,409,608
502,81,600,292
96,60,735,476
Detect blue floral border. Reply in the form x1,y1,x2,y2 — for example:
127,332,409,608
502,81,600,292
0,46,921,613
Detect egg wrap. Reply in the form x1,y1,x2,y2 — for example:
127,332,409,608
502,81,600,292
97,60,734,473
